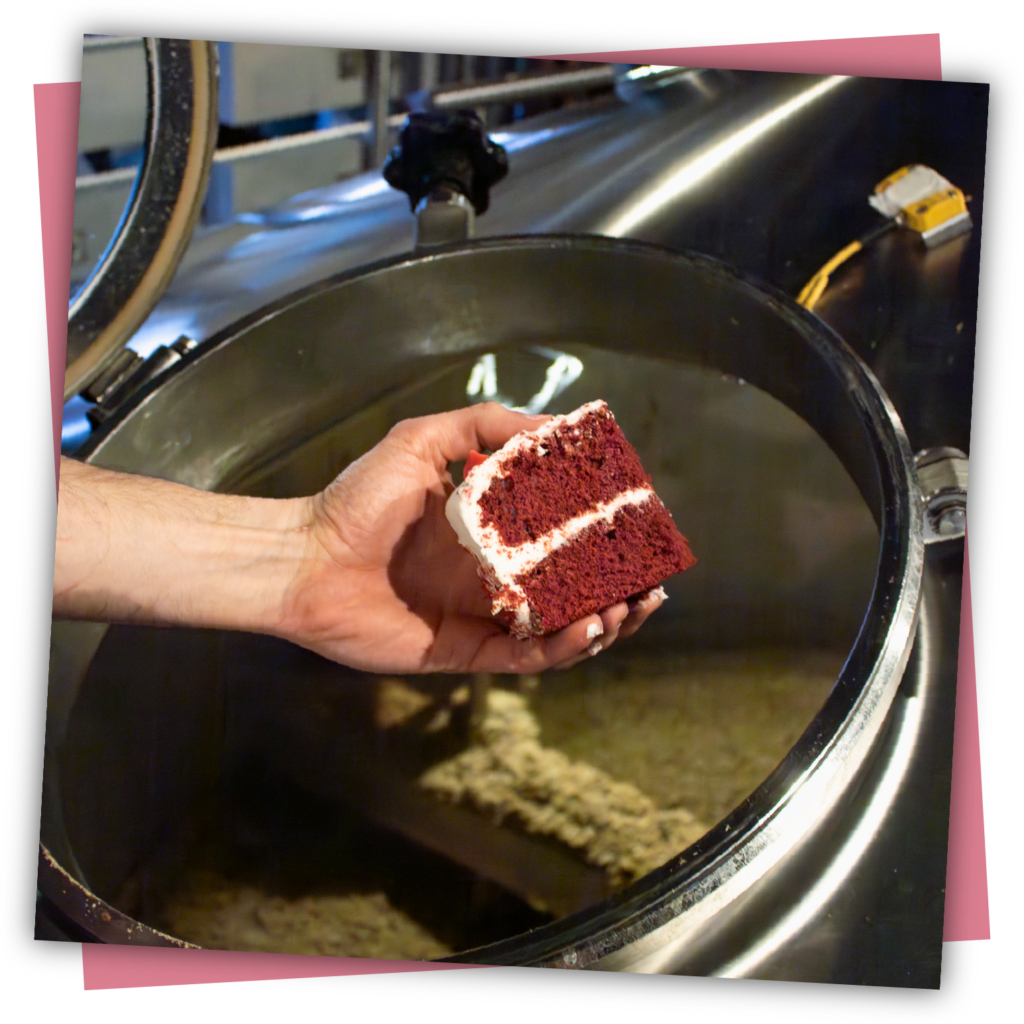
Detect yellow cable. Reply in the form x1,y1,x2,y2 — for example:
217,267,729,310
796,274,823,307
804,274,830,310
797,239,864,311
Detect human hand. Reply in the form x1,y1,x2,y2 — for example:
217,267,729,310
277,403,665,674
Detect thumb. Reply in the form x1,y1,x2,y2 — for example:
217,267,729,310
392,403,551,466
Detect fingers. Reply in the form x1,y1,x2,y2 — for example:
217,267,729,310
618,587,667,642
550,603,628,670
390,403,551,466
544,588,667,670
445,585,668,675
597,602,629,648
465,588,667,674
467,613,603,674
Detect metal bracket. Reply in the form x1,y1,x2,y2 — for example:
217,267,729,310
86,336,199,426
914,447,968,543
414,188,475,247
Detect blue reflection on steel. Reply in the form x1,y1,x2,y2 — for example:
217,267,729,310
61,396,96,453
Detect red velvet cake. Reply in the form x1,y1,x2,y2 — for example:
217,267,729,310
446,400,696,638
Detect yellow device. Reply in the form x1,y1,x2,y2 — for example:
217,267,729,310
798,165,972,311
870,164,972,247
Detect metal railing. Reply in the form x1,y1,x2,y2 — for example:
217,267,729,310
73,53,623,231
426,64,616,110
77,59,619,180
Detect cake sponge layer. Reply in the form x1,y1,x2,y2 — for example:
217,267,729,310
514,498,695,635
478,402,650,546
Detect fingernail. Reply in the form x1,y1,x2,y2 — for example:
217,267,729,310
587,639,603,657
585,621,604,641
630,586,667,611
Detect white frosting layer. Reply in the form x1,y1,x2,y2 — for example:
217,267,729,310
447,485,655,629
445,403,604,567
448,485,655,585
445,402,654,633
453,400,609,518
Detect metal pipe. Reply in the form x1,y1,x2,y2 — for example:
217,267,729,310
419,52,440,92
75,165,137,190
208,116,401,164
75,113,409,179
430,65,616,110
370,50,393,168
73,64,622,188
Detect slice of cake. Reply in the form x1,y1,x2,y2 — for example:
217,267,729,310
446,400,696,638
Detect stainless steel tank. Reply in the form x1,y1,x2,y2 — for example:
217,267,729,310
71,70,886,376
42,64,983,986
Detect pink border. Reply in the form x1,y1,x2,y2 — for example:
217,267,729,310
34,81,78,492
540,33,942,80
32,33,987,990
80,946,481,990
943,536,990,940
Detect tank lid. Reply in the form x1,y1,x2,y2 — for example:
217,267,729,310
64,38,219,401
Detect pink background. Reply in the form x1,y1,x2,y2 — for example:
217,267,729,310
543,33,945,79
33,32,988,990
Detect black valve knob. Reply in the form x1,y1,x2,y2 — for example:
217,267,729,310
382,110,508,216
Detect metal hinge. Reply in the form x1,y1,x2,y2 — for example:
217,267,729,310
85,335,199,426
914,447,968,543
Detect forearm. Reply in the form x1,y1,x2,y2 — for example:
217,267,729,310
53,457,315,634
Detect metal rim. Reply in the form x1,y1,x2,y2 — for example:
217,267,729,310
65,38,219,401
37,844,193,947
67,234,924,968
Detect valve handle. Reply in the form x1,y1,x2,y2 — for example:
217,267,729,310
382,110,508,216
